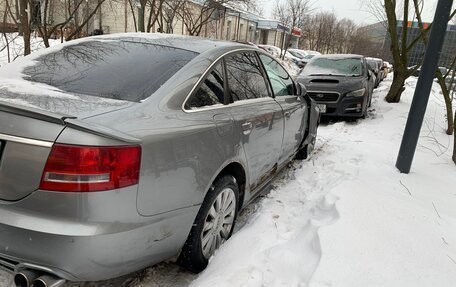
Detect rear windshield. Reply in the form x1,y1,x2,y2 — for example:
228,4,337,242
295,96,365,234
367,60,377,70
23,40,198,102
301,57,363,77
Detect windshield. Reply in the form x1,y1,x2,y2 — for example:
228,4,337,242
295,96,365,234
301,57,363,77
23,40,198,102
288,50,305,58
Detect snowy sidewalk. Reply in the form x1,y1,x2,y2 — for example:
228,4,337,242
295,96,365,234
192,76,456,287
308,77,456,287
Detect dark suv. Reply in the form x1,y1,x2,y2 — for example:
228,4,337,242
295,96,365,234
296,54,373,118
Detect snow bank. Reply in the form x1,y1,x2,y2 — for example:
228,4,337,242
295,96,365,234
309,76,456,287
0,33,61,67
193,75,456,287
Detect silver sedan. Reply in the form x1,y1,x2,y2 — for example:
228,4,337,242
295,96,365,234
0,33,320,286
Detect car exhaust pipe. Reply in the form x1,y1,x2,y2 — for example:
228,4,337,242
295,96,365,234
14,270,42,287
32,274,65,287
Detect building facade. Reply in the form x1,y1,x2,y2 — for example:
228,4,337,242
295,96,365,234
1,0,300,50
362,20,456,68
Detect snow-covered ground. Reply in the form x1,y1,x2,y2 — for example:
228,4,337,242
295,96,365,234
0,33,60,67
188,76,456,287
1,35,455,287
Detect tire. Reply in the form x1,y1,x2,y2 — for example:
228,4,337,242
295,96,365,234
177,175,239,273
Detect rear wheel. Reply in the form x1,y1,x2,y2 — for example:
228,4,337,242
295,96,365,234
178,175,239,273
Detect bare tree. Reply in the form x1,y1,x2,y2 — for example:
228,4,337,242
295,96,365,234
350,27,381,56
273,0,310,58
300,12,361,54
18,0,30,55
382,0,438,103
177,0,222,36
160,0,185,33
1,0,20,61
412,0,455,134
411,0,456,164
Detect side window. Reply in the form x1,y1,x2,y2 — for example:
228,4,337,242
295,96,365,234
259,54,295,97
186,62,225,109
225,52,270,101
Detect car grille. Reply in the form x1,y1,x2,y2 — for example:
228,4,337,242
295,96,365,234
308,92,340,102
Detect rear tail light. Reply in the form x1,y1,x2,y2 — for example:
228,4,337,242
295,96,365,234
40,144,141,192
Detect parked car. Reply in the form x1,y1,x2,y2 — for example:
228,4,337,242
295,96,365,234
384,61,392,72
297,54,373,118
409,65,448,78
445,70,455,91
258,44,305,67
0,34,320,286
288,48,308,58
366,57,385,81
288,49,318,68
304,50,321,56
367,58,381,88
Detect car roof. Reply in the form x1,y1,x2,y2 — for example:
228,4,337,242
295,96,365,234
313,54,364,59
74,33,255,54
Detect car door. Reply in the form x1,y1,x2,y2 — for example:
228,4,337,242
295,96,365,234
224,51,284,192
258,53,308,166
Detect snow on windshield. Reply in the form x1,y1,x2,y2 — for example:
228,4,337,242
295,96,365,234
302,57,363,77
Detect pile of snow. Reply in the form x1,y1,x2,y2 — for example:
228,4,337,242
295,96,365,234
191,75,456,287
279,57,301,77
309,77,456,287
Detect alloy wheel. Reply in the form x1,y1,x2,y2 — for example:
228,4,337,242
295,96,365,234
200,187,236,259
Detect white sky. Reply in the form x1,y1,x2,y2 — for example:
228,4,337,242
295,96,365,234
261,0,447,26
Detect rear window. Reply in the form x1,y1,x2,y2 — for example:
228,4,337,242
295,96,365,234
367,60,377,70
23,40,198,102
301,57,363,77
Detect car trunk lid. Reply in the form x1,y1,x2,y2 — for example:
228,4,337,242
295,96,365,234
0,102,68,201
0,93,135,201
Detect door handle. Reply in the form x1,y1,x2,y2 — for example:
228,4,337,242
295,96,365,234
284,111,291,118
242,122,253,135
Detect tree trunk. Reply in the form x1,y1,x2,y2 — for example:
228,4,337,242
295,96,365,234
19,0,30,56
42,0,50,48
385,69,406,103
436,74,454,135
384,0,409,103
138,2,146,32
2,8,11,63
73,0,79,27
66,0,106,40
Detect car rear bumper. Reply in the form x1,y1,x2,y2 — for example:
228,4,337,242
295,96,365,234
0,188,199,281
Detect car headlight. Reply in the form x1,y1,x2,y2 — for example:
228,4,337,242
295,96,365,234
346,88,366,97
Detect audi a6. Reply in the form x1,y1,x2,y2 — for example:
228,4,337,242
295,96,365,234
0,34,319,286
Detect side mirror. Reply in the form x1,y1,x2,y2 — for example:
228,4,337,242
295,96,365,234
297,83,307,97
